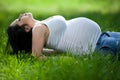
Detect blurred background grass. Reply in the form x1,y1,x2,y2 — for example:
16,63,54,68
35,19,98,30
0,0,120,31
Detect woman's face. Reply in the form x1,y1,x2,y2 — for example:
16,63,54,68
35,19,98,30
10,12,34,32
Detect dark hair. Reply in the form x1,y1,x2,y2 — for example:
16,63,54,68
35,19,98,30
7,25,32,54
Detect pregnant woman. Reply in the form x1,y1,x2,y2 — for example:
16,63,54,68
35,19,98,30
8,12,119,59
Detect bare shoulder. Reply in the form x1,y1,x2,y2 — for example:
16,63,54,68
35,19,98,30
33,23,49,33
32,23,50,43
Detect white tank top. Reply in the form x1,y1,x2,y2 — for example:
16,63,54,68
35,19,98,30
34,15,101,55
41,15,67,49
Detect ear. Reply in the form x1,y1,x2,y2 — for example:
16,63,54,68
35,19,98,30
24,25,32,32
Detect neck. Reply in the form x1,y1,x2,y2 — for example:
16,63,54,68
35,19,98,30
29,19,38,28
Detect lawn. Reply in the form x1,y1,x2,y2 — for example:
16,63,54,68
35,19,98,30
0,0,120,80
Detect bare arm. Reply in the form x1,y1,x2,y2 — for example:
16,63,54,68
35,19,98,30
32,24,48,58
32,23,61,59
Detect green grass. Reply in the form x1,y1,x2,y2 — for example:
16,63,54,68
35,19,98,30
0,53,120,80
0,0,120,80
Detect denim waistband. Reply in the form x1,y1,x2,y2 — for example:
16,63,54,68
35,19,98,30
95,31,120,57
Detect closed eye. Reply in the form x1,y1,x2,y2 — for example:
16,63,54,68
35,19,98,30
18,14,24,21
18,15,22,21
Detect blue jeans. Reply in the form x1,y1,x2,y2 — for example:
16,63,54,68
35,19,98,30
95,31,120,60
